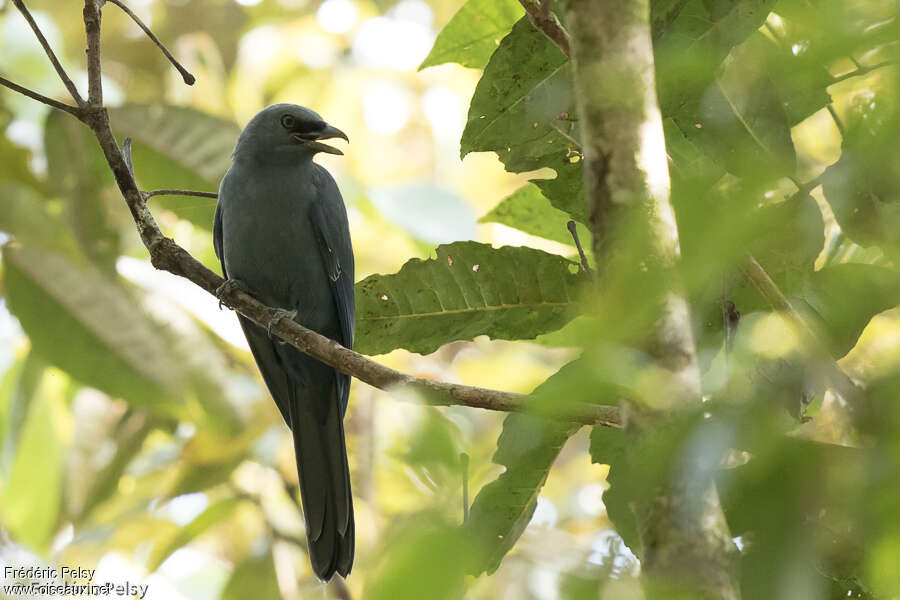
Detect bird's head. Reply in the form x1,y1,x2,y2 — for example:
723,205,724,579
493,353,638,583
233,103,349,161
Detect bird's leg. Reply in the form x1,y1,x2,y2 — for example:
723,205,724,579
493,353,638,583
267,308,298,338
215,278,253,310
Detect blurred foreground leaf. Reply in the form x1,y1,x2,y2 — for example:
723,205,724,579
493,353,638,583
0,370,65,551
221,551,280,600
148,497,242,571
465,360,588,575
355,241,584,355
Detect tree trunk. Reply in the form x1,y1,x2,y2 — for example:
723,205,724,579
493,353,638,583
564,0,741,597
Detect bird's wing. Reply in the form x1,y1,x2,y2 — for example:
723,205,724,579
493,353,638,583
213,201,225,275
215,191,294,425
309,165,354,417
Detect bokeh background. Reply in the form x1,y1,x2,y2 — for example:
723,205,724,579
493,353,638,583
1,0,898,598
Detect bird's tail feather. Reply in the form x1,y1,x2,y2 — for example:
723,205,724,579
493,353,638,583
289,383,354,581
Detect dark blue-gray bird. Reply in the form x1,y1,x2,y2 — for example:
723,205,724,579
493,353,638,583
213,104,355,580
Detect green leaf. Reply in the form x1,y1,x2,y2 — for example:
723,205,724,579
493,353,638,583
465,360,589,575
419,0,524,70
221,552,280,600
0,183,78,256
354,241,584,355
148,497,242,571
479,183,590,246
3,245,180,409
44,110,120,269
108,104,238,228
367,513,467,600
793,264,900,359
589,426,632,551
0,370,66,551
460,18,584,222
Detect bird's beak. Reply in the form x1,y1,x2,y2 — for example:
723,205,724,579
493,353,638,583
294,124,349,156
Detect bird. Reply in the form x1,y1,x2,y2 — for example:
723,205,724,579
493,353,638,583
213,104,355,580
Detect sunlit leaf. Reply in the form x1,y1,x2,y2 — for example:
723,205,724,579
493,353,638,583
419,0,523,70
461,18,584,222
0,370,66,551
148,497,242,571
355,241,584,355
479,183,589,246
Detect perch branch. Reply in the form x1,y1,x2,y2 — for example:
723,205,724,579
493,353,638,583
12,0,84,106
1,0,623,429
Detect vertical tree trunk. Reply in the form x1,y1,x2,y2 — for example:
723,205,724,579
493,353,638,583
563,0,741,597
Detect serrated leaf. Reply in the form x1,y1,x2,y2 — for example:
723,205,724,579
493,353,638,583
794,264,900,359
465,360,587,575
354,242,584,355
148,497,241,571
221,552,280,600
479,183,590,246
460,18,584,222
108,104,238,228
419,0,523,70
3,245,181,409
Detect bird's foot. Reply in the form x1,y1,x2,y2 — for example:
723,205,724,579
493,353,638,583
215,278,251,310
267,308,298,337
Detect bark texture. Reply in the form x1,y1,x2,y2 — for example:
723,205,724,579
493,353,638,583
563,0,741,597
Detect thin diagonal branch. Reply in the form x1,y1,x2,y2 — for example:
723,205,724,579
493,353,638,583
105,0,196,85
829,59,897,85
519,0,570,57
0,75,83,117
12,0,84,106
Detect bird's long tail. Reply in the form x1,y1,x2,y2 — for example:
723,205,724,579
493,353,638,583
289,383,354,580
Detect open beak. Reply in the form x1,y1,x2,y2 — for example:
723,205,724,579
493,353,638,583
293,124,349,155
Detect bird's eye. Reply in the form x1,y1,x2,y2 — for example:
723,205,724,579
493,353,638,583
281,115,296,129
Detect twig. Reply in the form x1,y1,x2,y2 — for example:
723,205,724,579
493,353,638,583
567,220,591,275
519,0,570,57
0,75,82,117
12,0,84,106
829,59,896,85
740,255,863,407
826,104,846,138
144,189,218,200
105,0,196,85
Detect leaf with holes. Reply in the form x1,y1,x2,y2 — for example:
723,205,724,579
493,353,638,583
354,241,584,355
461,18,584,222
108,104,239,228
420,0,523,70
